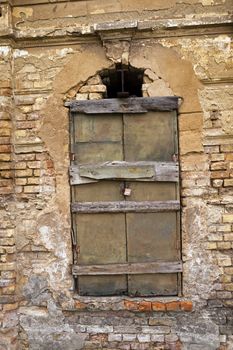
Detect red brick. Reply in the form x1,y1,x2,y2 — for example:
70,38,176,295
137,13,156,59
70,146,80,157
74,301,87,310
166,301,181,311
138,301,152,312
180,301,193,312
0,137,10,145
151,302,166,311
124,300,139,311
0,145,11,153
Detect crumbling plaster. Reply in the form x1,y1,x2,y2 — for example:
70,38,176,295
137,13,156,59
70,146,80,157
13,36,230,348
33,38,215,308
0,1,233,348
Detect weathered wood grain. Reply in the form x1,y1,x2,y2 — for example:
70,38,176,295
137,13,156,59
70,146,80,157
71,200,180,213
66,97,179,113
70,161,179,184
72,260,183,275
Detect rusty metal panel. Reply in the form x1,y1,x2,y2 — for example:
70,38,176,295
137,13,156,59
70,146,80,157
124,111,176,161
127,212,179,296
76,213,127,296
74,181,123,202
125,182,177,201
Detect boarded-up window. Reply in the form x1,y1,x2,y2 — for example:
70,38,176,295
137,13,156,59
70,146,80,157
68,97,182,297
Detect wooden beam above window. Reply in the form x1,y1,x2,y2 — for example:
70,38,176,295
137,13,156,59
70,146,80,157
66,97,179,114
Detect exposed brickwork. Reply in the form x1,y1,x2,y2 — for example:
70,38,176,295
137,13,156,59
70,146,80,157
0,1,233,349
0,38,18,349
123,300,193,313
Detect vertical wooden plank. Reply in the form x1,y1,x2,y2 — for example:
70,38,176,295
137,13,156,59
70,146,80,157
128,274,178,297
76,213,127,296
74,181,123,202
174,111,181,296
74,142,123,164
125,182,177,201
124,110,180,296
126,212,179,296
74,113,123,163
78,275,127,296
74,113,123,142
70,111,78,274
124,111,176,162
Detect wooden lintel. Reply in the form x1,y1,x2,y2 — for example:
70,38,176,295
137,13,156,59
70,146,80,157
66,97,179,114
70,161,179,184
72,260,183,276
71,200,180,213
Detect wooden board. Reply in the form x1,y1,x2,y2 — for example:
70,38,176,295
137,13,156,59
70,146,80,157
74,113,123,164
72,200,180,213
127,274,178,297
127,212,179,296
70,161,178,184
124,111,176,162
70,103,180,296
125,182,177,201
74,142,123,164
73,260,182,275
78,275,127,296
74,114,122,142
127,212,179,262
76,213,127,296
74,181,124,202
66,97,179,114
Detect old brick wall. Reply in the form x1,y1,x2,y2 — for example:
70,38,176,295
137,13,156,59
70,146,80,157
0,0,232,349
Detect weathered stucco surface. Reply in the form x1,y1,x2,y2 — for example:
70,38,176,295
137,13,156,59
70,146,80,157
0,0,232,349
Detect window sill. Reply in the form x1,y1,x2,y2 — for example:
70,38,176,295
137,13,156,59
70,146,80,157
71,294,193,313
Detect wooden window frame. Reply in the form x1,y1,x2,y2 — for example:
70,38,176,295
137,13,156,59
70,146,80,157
67,96,182,296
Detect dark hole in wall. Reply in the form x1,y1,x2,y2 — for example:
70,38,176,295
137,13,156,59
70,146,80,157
0,7,2,17
100,64,144,98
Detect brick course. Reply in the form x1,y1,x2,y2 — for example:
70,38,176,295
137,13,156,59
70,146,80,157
0,1,233,349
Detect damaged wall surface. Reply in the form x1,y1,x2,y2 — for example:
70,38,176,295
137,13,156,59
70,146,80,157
0,0,233,349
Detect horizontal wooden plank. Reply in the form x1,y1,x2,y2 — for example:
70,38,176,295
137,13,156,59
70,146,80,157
70,161,179,184
66,97,179,114
72,260,183,275
72,200,180,213
79,162,154,179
